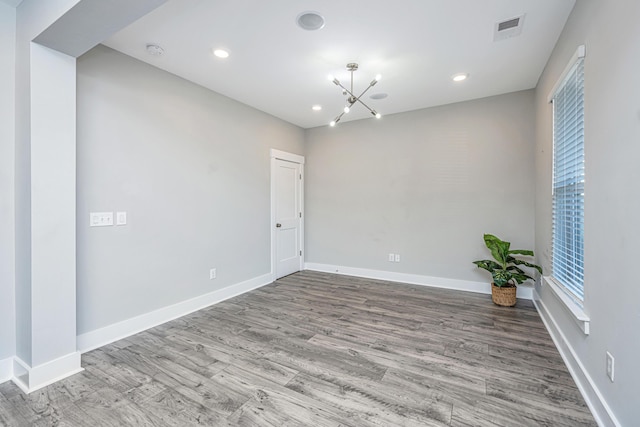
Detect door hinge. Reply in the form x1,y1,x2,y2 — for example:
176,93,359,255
299,212,302,218
299,174,302,180
300,250,302,256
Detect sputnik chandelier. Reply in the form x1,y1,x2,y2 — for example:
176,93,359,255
328,63,382,126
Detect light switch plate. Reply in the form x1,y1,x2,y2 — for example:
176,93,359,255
90,212,113,227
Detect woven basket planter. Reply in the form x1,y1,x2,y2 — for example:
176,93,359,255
491,283,517,307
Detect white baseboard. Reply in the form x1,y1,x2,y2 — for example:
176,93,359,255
533,291,620,427
11,352,83,394
0,357,12,384
77,273,274,353
304,263,533,300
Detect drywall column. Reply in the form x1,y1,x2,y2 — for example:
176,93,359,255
12,0,168,391
28,43,79,378
0,3,17,382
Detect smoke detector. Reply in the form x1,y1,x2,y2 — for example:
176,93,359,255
494,14,525,41
145,44,164,56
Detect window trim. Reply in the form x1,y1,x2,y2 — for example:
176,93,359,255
542,276,590,335
547,45,585,103
545,45,588,333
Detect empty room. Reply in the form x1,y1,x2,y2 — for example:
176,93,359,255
0,0,638,426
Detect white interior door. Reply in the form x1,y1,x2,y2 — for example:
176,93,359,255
274,157,302,279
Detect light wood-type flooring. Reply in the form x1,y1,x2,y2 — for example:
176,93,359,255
0,271,596,426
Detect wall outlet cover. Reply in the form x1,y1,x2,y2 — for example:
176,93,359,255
606,351,615,382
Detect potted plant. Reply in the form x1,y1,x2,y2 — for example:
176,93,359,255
473,234,542,307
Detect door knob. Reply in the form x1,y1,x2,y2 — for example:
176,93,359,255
276,223,282,228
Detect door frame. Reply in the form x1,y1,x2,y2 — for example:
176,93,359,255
270,149,305,281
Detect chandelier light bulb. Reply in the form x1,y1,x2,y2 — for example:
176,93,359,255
329,121,336,127
375,74,382,81
344,106,350,113
376,113,382,119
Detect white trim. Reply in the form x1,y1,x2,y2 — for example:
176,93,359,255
77,273,273,353
11,352,82,394
270,148,305,164
533,291,621,427
304,263,533,300
0,357,12,384
542,276,590,335
547,45,586,103
270,149,305,281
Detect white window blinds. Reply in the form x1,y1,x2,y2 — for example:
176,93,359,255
552,55,585,301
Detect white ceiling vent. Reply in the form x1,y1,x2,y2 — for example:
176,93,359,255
494,14,525,41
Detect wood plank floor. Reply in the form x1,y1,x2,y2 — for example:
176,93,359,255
0,271,596,426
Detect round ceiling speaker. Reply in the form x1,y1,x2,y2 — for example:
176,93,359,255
296,12,325,31
370,93,389,100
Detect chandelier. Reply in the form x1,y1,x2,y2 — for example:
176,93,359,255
328,63,382,126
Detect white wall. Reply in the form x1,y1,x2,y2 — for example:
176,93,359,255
76,45,305,334
0,2,16,363
305,90,536,286
534,1,640,425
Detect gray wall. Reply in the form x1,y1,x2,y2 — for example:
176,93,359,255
305,90,536,283
0,2,16,362
534,0,640,425
76,45,304,334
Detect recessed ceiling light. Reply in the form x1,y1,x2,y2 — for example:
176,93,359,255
452,73,468,82
297,11,325,31
312,105,322,111
213,49,229,59
370,93,388,100
146,44,164,56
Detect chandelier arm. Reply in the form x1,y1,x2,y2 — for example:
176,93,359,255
337,81,375,107
333,81,352,96
332,111,346,123
355,82,375,101
354,98,377,115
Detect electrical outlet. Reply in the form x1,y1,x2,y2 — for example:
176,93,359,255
606,351,615,382
395,254,401,262
388,253,395,262
210,268,217,280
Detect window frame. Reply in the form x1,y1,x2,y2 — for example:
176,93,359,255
550,51,585,304
542,45,589,335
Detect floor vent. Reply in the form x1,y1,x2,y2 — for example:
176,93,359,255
494,14,525,41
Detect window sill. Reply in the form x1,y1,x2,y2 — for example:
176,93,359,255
542,276,590,335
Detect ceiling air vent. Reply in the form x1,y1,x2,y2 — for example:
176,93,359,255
494,14,525,41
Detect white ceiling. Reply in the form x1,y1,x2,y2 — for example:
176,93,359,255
104,0,575,129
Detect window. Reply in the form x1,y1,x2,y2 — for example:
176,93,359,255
551,48,585,302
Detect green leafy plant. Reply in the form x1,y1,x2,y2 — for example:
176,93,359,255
473,234,542,287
